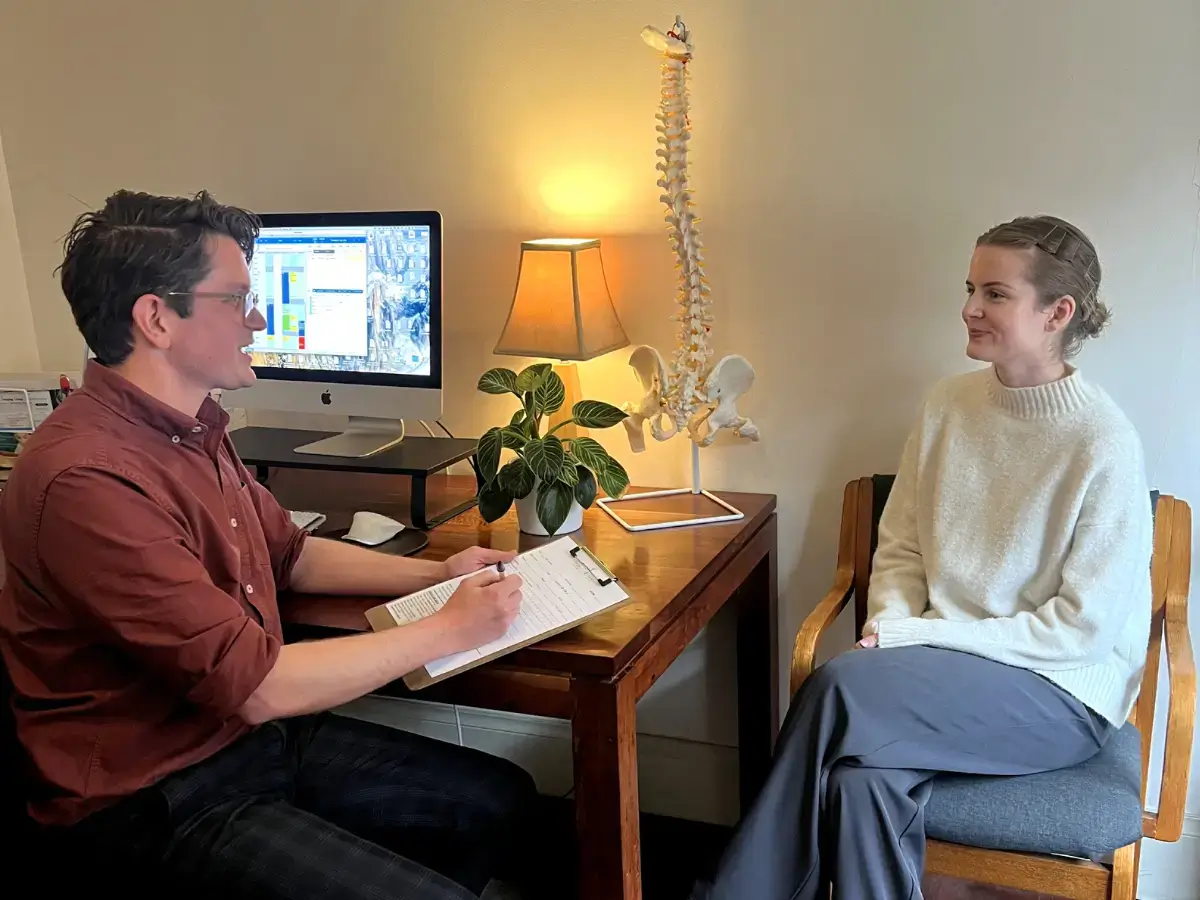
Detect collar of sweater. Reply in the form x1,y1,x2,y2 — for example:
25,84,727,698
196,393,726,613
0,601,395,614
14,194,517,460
985,365,1097,419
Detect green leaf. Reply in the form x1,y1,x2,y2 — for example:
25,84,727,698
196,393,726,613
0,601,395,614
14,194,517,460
476,427,503,484
515,362,553,394
597,456,630,499
509,409,527,430
536,480,576,535
571,400,629,429
567,436,610,473
478,480,513,522
533,371,566,417
523,436,565,483
557,461,580,487
573,466,597,509
478,367,518,395
500,427,526,450
498,458,535,499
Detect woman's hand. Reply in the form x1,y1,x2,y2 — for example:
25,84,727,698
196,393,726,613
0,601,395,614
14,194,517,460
855,620,880,649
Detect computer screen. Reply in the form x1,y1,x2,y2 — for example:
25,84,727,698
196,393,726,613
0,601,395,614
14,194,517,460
248,213,439,385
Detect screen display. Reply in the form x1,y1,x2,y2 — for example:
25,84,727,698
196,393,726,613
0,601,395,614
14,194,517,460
248,223,432,377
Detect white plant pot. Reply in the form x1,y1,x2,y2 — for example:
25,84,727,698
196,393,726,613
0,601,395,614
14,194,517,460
515,480,584,536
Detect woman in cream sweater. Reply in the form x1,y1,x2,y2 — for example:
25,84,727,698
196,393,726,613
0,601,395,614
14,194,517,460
695,215,1152,900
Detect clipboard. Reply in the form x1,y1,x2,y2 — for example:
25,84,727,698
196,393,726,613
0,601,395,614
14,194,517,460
569,543,617,585
365,535,628,689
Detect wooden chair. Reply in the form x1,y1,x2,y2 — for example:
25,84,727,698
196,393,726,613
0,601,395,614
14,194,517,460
790,476,1196,900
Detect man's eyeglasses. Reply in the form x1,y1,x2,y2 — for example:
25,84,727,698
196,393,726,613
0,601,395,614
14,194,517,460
165,291,261,319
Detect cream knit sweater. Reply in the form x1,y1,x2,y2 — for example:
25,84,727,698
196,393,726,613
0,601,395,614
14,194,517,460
868,366,1153,725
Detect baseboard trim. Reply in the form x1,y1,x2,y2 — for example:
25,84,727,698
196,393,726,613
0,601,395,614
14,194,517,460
337,695,1200,898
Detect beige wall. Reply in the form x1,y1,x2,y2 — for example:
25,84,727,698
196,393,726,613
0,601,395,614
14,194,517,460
0,128,38,371
2,0,1199,876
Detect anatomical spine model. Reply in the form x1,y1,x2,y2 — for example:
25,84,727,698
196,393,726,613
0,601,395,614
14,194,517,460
624,16,760,459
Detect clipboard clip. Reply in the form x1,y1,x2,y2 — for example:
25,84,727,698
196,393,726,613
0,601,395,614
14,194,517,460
569,544,617,586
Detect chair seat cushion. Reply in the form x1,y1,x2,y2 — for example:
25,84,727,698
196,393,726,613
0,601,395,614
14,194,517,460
926,721,1143,860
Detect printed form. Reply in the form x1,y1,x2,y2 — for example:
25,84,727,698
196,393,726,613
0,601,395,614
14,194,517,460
381,536,628,679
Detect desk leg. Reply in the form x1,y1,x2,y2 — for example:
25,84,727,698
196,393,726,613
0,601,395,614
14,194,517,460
736,526,779,813
572,676,641,900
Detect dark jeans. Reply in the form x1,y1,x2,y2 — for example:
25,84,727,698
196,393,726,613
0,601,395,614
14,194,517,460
70,712,540,899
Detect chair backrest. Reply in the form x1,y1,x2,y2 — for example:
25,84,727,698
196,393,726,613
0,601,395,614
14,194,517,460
0,541,35,841
854,475,1181,817
851,474,897,634
1,647,28,832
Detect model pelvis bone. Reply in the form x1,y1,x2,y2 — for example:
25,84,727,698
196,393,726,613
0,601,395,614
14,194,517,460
687,354,761,447
623,347,760,452
621,345,677,453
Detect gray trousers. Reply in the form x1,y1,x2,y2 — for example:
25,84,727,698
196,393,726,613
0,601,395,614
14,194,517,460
698,646,1114,900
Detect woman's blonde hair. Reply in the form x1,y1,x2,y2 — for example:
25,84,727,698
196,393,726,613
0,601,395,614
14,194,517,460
976,215,1110,359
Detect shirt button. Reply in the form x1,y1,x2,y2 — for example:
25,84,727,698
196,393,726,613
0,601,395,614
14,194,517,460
245,584,255,595
192,425,204,433
231,517,238,528
171,435,181,444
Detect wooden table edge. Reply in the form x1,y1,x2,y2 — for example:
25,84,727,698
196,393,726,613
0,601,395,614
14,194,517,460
512,493,778,679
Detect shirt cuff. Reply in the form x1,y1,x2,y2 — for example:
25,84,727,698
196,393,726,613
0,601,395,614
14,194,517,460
875,617,935,649
274,528,310,592
186,620,281,717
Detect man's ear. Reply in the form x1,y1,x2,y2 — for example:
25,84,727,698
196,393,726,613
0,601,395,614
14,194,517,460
130,293,174,351
1045,294,1076,335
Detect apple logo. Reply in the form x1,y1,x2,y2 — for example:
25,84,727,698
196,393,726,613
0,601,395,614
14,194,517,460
320,390,332,406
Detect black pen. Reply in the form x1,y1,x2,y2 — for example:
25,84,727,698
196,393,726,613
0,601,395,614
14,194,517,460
497,560,505,577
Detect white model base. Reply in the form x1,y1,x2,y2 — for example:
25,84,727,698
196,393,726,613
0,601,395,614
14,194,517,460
597,487,744,532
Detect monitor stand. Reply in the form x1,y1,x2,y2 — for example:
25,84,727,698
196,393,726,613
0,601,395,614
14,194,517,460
293,417,407,458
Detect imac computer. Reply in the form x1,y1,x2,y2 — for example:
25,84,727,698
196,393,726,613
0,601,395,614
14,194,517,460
223,210,443,457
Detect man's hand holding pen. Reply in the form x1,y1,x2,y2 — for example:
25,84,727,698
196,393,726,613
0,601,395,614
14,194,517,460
434,566,523,651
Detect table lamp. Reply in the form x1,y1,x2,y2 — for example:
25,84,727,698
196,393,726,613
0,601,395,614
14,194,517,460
493,239,629,438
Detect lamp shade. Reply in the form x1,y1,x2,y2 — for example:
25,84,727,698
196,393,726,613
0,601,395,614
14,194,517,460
493,239,629,361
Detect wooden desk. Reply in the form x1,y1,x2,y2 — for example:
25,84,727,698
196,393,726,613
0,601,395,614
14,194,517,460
269,470,779,900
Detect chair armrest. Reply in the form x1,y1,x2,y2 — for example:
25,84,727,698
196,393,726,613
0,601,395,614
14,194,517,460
1147,498,1195,843
790,575,854,696
789,480,859,697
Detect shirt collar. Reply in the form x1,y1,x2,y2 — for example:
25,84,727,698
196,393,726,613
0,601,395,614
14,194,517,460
81,360,230,444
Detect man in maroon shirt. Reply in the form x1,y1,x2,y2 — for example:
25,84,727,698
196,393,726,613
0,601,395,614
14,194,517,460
0,190,538,900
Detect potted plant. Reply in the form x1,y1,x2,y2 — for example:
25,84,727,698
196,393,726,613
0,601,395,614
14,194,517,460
474,363,630,535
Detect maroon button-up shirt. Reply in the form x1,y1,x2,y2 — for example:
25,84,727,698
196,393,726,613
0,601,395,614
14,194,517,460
0,361,307,825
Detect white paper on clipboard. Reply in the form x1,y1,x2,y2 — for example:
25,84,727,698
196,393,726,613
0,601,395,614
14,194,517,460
365,536,629,687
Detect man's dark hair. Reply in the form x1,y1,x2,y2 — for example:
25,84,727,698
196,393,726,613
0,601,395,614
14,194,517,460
58,189,260,365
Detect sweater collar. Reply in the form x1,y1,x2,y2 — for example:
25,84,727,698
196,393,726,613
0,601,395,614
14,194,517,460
985,365,1097,419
